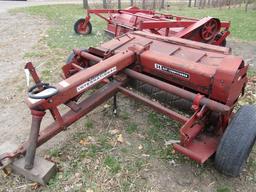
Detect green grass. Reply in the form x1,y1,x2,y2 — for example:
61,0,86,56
126,122,138,134
217,186,231,192
12,4,108,51
48,148,61,157
248,68,256,78
120,111,130,120
143,112,181,160
104,155,121,174
85,119,94,129
147,112,180,141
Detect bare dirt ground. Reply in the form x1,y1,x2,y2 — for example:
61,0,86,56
228,41,256,67
0,12,50,145
0,0,81,13
0,11,256,192
0,11,79,155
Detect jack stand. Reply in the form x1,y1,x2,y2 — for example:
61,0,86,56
113,94,117,116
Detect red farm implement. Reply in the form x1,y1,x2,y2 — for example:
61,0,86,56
0,31,255,183
74,6,230,46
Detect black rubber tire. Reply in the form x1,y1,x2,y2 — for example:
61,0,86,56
215,105,256,177
66,52,75,64
74,19,92,35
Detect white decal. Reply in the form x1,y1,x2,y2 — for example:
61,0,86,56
24,69,30,87
76,66,117,93
28,98,41,104
154,63,190,79
59,80,70,88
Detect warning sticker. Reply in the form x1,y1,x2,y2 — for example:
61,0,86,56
76,66,117,93
154,63,190,79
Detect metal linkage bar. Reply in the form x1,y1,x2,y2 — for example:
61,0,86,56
73,49,102,63
124,69,230,113
118,86,188,124
139,20,196,30
133,31,231,54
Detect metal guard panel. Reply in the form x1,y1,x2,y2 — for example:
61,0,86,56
211,56,246,105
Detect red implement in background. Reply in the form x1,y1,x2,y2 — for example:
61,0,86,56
0,31,254,182
74,6,230,46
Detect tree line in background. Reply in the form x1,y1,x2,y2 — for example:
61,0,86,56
83,0,166,9
189,0,256,11
83,0,256,11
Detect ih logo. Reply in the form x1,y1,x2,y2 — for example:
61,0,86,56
154,63,190,79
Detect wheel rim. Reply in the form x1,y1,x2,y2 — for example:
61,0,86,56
77,21,90,35
201,19,218,41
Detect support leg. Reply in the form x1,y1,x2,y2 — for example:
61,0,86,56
24,110,45,170
113,94,117,116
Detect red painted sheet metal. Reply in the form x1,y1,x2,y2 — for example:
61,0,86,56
173,134,220,164
99,31,230,55
97,32,246,105
175,17,220,38
139,50,215,95
211,56,248,104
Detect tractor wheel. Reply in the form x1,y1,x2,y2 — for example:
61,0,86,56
66,52,75,64
66,49,98,67
74,19,92,35
214,105,256,177
200,19,219,41
65,49,93,78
